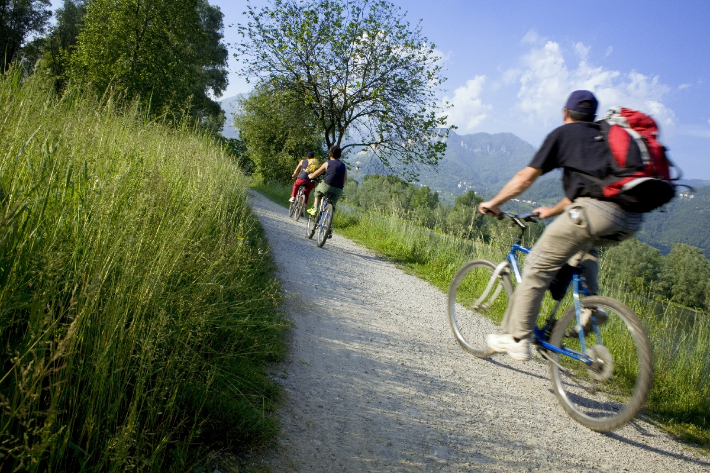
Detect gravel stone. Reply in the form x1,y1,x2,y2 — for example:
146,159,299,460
249,191,708,472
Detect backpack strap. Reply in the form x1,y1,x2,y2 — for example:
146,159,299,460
603,107,652,166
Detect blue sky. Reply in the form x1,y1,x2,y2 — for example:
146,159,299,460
48,0,710,178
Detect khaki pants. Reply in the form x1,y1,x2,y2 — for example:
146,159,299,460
502,198,643,340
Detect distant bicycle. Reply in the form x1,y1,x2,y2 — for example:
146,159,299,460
289,185,307,221
306,193,334,248
447,211,653,432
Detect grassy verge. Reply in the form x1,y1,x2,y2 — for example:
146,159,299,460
0,69,287,471
255,181,710,451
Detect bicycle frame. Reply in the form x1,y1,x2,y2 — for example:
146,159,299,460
317,194,331,225
489,216,597,367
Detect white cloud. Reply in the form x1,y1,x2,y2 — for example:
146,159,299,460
604,46,613,58
708,118,710,125
501,67,521,85
522,30,543,44
442,76,492,132
679,83,692,90
513,41,676,129
574,42,590,61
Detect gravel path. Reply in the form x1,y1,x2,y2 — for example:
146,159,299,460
248,191,707,472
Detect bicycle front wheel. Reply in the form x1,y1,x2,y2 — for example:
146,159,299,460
548,296,653,431
448,259,513,358
316,203,333,248
306,214,317,239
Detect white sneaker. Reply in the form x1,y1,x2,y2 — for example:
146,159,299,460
288,197,295,203
486,334,531,361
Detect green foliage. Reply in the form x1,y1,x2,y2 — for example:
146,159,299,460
233,83,324,183
658,244,710,309
216,135,254,175
0,68,285,471
636,186,710,258
602,238,663,293
69,0,228,132
0,0,51,70
238,0,451,178
21,0,87,90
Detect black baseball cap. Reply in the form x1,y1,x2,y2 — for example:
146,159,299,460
565,90,598,116
307,151,314,157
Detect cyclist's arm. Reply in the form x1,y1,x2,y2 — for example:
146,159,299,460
478,166,542,215
534,197,572,219
292,162,303,179
308,162,328,180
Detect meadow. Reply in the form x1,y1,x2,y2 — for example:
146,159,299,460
0,70,287,471
255,181,710,450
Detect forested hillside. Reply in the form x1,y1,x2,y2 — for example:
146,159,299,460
349,129,538,200
636,186,710,257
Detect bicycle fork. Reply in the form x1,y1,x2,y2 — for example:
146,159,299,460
473,261,510,310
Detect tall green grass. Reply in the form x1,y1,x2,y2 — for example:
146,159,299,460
0,69,287,471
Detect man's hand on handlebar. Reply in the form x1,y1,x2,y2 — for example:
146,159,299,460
478,201,501,217
532,206,557,219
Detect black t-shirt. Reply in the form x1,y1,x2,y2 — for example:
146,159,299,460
324,159,346,189
529,122,640,200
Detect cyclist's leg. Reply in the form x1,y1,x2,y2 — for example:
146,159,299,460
326,187,343,210
502,198,640,341
309,182,327,215
291,179,301,198
569,247,600,296
303,181,315,205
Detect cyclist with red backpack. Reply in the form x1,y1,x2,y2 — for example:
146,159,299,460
478,90,675,361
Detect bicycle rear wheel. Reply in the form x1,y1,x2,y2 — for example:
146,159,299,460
548,296,653,431
448,259,513,357
316,203,333,248
294,193,305,221
288,199,297,218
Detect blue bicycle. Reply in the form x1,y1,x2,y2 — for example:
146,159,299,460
306,193,334,248
447,212,653,431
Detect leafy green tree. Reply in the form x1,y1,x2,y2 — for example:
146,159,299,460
658,244,710,309
445,191,483,238
69,0,228,131
1,0,51,71
602,238,662,293
411,185,439,211
237,0,451,178
356,175,414,215
22,0,86,89
215,135,253,175
233,83,324,183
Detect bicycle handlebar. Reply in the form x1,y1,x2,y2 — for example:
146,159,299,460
500,211,540,223
481,209,540,223
480,209,539,233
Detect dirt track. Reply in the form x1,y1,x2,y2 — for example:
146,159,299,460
248,191,707,472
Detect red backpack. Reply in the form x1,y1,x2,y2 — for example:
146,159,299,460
591,107,679,213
